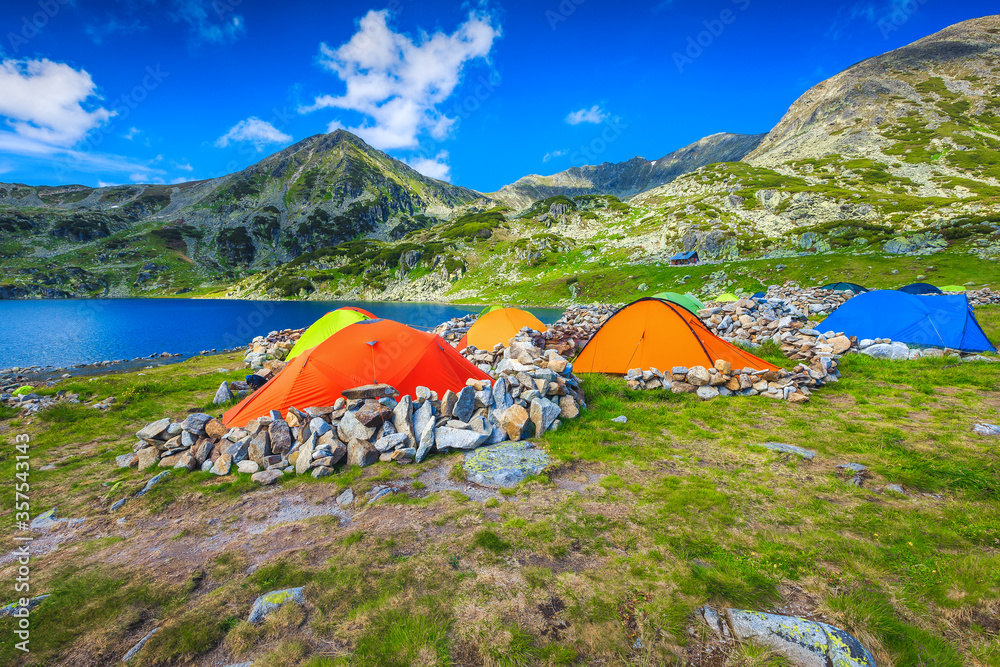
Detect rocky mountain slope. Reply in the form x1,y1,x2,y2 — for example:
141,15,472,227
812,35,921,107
0,131,487,297
627,14,1000,260
3,16,1000,303
490,132,766,208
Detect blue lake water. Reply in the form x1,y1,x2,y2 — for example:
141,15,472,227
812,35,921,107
0,299,564,370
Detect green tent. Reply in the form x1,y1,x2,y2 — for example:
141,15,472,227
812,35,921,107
713,293,740,303
651,291,706,314
940,285,966,292
286,309,370,360
479,305,503,317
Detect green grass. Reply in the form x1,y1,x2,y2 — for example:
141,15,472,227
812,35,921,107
1,322,999,664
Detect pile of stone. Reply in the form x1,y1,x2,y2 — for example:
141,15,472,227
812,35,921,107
126,337,584,485
244,328,302,369
764,283,854,316
432,314,478,346
540,304,616,356
698,297,855,362
966,287,1000,307
624,357,837,403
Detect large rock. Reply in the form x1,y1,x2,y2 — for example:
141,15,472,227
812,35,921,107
268,419,292,455
338,409,375,443
753,442,817,460
973,423,1000,437
861,343,910,360
295,435,316,475
464,442,550,488
347,439,379,468
116,453,138,468
248,587,306,624
435,427,488,451
696,386,720,401
453,386,476,422
415,418,435,463
557,394,580,419
687,366,711,386
412,400,435,440
374,432,410,452
182,413,213,436
698,607,876,667
492,377,513,412
829,335,852,355
137,447,161,472
498,404,532,441
252,469,283,485
213,381,233,405
248,429,270,466
136,418,171,441
341,384,397,400
392,395,416,443
529,397,561,435
210,453,233,475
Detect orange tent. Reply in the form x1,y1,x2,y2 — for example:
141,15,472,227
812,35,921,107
573,298,778,374
338,306,377,319
223,319,491,428
459,307,548,351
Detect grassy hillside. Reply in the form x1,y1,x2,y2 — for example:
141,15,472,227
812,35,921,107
0,309,998,665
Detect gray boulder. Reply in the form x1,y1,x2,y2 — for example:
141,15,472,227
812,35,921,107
973,423,1000,437
453,386,476,422
213,382,233,405
463,441,549,488
248,587,306,624
136,418,171,441
753,442,817,459
435,426,488,451
699,606,876,667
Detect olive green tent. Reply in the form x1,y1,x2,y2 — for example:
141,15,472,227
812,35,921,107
651,292,706,314
713,293,740,303
479,305,504,317
940,285,966,292
286,309,371,360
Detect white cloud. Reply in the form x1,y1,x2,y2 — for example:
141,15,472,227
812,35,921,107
565,105,608,125
169,0,246,45
302,10,500,151
171,176,191,184
0,160,14,174
0,123,166,179
215,117,292,151
405,151,451,181
124,126,140,140
97,180,120,187
0,58,113,146
174,161,194,171
543,150,567,162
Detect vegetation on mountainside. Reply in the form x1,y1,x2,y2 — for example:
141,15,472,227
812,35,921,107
0,314,998,665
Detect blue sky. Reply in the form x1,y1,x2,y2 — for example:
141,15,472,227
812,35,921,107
0,0,995,192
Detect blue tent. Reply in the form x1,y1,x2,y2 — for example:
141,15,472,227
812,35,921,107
820,291,995,352
822,282,868,293
898,282,943,295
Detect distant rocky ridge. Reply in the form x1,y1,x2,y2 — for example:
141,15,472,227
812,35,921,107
490,132,767,208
